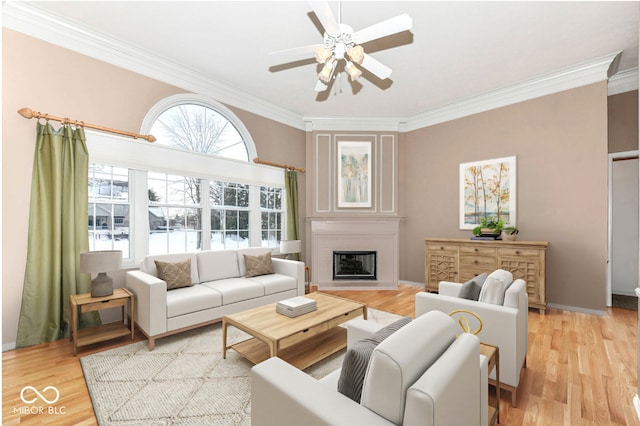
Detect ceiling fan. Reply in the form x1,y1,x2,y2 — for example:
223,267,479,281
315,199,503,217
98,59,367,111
270,1,413,92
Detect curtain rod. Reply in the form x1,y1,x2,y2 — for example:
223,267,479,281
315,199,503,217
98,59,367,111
17,107,156,143
253,157,305,173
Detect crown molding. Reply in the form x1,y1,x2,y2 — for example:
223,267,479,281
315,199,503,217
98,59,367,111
400,51,622,132
303,116,406,132
2,1,306,131
3,2,628,134
608,68,639,96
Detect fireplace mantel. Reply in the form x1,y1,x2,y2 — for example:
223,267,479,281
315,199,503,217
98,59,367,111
310,219,400,290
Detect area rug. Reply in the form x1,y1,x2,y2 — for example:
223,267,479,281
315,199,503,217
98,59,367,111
80,308,401,425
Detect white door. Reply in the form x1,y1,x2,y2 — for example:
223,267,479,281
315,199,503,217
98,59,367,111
611,155,639,297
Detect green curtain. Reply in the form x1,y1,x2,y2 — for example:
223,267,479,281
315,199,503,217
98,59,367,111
16,123,99,347
284,169,300,261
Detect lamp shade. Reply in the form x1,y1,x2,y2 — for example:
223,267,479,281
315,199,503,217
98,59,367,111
279,240,302,255
80,250,122,274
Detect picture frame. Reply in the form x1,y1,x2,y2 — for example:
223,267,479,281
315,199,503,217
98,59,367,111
459,155,516,229
337,141,372,208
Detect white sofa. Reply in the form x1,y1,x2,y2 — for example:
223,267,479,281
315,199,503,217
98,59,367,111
416,278,528,406
126,247,304,349
251,310,487,426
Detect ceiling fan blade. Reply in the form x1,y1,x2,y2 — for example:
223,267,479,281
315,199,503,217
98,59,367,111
270,44,323,61
315,79,328,92
352,14,413,45
309,1,340,36
360,53,392,80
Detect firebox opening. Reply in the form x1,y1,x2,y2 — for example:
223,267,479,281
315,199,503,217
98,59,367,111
333,251,377,280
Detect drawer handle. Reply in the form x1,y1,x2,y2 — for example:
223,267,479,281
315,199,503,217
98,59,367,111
474,260,478,264
440,246,444,250
303,329,309,333
515,250,520,255
474,248,478,252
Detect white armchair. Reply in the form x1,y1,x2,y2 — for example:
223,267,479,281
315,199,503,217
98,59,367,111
251,310,487,426
415,279,528,406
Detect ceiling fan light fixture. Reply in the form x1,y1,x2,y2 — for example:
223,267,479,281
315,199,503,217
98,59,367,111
347,45,364,64
345,61,362,81
318,58,337,84
314,47,333,64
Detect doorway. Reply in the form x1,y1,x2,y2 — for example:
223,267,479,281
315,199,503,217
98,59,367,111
608,151,639,308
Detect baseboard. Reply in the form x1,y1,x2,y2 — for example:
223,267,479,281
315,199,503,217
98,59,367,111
399,280,424,288
3,342,17,352
546,303,607,316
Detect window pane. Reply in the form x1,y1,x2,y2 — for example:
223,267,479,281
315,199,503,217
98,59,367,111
260,186,284,248
150,104,249,161
88,165,131,258
148,173,203,254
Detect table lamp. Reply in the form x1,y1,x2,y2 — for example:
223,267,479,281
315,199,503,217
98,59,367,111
80,250,122,297
279,240,301,260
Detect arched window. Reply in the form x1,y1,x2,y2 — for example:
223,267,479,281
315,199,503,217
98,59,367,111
141,93,256,161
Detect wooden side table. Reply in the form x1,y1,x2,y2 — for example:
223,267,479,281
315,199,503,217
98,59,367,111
69,288,135,356
480,342,500,426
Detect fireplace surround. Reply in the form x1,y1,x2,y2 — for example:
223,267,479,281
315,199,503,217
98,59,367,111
310,219,399,290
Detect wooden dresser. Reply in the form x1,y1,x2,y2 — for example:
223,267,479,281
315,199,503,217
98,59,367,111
425,238,549,312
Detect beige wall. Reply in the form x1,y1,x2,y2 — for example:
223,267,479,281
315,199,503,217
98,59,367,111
608,90,639,153
400,82,609,311
2,29,305,347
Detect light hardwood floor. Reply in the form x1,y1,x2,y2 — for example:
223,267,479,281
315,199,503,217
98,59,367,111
3,284,639,425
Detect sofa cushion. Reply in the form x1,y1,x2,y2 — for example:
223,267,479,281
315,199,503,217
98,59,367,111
196,250,240,282
244,252,274,277
337,317,411,402
248,273,297,295
360,311,457,425
155,259,193,290
166,284,222,318
478,269,513,305
236,248,272,277
201,278,264,305
458,272,488,301
141,253,200,284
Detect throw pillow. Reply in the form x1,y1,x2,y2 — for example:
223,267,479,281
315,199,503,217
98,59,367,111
244,252,274,277
337,316,412,402
458,273,488,301
478,269,513,305
154,259,193,290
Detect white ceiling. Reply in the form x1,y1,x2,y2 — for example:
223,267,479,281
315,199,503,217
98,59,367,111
3,1,639,130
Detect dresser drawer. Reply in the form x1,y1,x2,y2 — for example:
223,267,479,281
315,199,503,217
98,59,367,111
497,248,540,258
459,255,497,269
427,244,459,255
460,246,497,257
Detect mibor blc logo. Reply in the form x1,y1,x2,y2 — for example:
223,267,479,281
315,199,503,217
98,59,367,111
13,385,66,416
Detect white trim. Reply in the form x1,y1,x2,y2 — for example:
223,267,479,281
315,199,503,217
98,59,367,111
607,150,639,307
304,116,405,132
2,2,627,133
609,68,639,96
546,303,607,316
399,280,424,288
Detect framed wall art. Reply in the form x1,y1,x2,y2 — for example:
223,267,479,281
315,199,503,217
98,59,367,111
459,155,516,229
337,141,371,208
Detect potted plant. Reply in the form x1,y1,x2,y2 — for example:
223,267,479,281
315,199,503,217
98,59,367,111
472,216,504,236
501,226,519,241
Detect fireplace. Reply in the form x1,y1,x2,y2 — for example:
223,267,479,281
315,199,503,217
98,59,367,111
333,251,377,280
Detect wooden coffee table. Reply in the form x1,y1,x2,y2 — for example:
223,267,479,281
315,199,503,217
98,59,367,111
222,292,367,370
